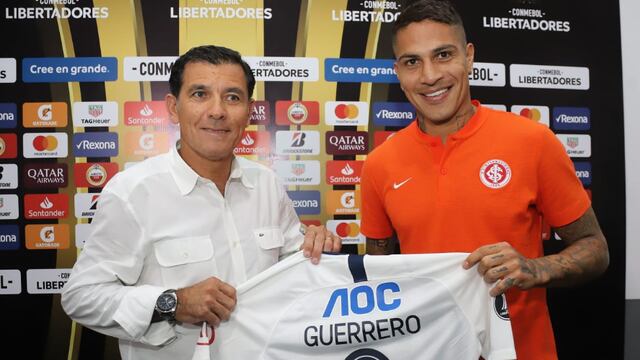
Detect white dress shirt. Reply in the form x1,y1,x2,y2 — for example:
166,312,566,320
61,144,304,360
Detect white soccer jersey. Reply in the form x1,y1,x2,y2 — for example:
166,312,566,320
205,252,516,360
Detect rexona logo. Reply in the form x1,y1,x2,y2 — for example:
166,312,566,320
23,133,67,158
124,101,168,126
0,58,17,83
287,191,321,215
23,163,68,188
250,101,270,125
275,131,320,155
74,193,100,218
326,190,361,215
326,220,364,245
73,132,118,157
244,57,319,82
557,134,591,158
24,193,68,219
23,102,67,128
233,131,271,156
0,195,19,219
373,131,396,148
0,225,20,251
510,64,589,90
574,161,592,186
510,105,549,126
326,160,363,185
275,101,319,125
0,103,18,128
326,131,368,155
72,101,118,127
552,107,590,131
0,133,18,158
124,132,169,157
124,56,176,82
468,62,506,87
373,102,415,127
25,224,70,250
325,101,368,126
26,269,71,295
0,164,18,189
74,162,118,188
273,160,320,185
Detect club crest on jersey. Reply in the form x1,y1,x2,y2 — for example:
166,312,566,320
494,293,510,321
479,159,511,189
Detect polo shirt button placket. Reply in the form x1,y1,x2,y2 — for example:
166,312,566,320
440,168,448,175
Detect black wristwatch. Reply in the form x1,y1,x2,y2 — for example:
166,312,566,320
153,289,178,322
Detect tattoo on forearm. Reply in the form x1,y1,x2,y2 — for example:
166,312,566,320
376,240,388,248
503,278,515,288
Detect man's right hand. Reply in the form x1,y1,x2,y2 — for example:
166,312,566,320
175,277,237,327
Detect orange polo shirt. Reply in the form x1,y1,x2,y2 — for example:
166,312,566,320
360,102,590,360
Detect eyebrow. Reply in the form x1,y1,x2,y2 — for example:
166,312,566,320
186,84,247,97
397,44,458,61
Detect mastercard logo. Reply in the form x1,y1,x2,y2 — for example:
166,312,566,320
334,104,359,119
32,135,58,151
335,221,360,237
519,108,541,121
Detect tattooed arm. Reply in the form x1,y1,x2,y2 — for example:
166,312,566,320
463,207,609,296
366,237,398,255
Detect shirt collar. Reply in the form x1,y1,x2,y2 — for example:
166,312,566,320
169,142,255,196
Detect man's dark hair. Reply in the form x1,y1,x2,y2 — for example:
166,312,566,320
169,45,256,99
392,0,466,44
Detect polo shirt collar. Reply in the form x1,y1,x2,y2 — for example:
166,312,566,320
411,100,485,144
170,142,255,195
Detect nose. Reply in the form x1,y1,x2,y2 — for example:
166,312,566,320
207,96,226,120
419,60,443,86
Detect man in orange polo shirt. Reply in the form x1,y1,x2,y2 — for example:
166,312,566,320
360,1,609,359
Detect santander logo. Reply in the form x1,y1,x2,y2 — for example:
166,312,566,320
40,197,54,209
341,163,354,176
241,133,255,146
140,104,153,116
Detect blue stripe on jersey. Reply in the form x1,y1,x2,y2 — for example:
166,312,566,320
348,255,368,283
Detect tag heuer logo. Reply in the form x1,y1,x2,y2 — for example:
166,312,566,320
291,163,306,176
88,105,103,118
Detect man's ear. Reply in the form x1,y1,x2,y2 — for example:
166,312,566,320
166,93,179,125
465,42,475,74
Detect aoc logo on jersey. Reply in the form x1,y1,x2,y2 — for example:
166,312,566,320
479,159,512,189
494,293,510,320
345,348,390,360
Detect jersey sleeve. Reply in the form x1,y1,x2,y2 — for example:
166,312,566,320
360,156,394,239
536,127,590,227
481,294,517,360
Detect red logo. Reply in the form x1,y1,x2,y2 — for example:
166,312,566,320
326,160,363,185
24,193,69,219
233,131,271,155
250,101,270,125
0,133,17,159
373,131,396,148
275,101,319,125
124,101,168,126
74,162,119,188
325,131,368,155
479,159,512,189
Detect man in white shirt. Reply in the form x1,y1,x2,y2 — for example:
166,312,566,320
61,45,341,360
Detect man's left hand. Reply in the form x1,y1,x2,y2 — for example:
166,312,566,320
300,225,342,264
463,241,547,296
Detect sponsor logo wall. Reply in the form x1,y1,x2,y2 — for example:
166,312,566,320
0,1,624,359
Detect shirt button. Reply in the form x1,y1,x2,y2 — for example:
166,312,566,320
182,252,189,258
440,168,448,175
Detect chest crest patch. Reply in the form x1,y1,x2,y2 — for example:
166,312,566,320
479,159,512,189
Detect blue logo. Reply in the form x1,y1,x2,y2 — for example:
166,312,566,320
0,103,17,129
574,162,591,186
0,225,20,250
373,102,415,127
73,132,118,157
325,59,397,83
552,107,590,131
22,57,118,83
287,191,320,215
323,282,401,317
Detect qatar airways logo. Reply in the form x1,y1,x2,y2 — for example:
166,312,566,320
326,131,368,155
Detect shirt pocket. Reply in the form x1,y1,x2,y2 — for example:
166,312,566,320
154,236,217,289
253,227,284,267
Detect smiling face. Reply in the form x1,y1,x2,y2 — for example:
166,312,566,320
394,19,474,129
166,61,252,172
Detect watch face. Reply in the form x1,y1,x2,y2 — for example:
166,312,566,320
157,293,176,312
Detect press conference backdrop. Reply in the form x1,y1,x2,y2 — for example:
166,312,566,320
0,0,626,359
